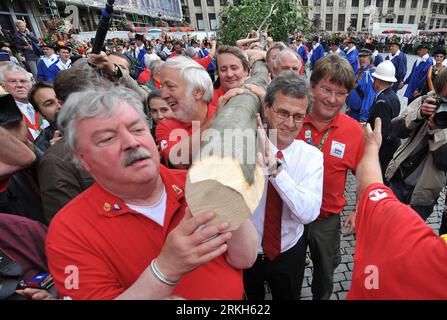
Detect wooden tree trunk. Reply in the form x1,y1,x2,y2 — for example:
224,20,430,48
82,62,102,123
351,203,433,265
185,61,270,230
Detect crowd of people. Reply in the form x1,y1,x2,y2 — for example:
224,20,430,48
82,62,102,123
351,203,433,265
1,18,447,301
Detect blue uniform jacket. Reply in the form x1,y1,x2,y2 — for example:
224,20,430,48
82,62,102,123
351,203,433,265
310,44,324,70
346,47,359,74
385,51,407,92
297,45,308,64
404,57,434,100
346,64,376,122
329,48,347,59
373,53,383,67
36,55,61,83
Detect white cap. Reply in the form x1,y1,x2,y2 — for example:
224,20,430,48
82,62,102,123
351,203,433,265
372,60,397,83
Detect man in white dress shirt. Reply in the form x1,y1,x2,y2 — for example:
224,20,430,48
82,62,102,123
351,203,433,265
0,64,49,141
243,71,324,300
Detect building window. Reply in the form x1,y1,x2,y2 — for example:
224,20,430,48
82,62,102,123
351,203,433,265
432,4,437,13
302,0,309,5
436,19,441,28
376,0,383,8
439,5,444,14
351,0,359,7
408,15,415,24
411,0,417,8
338,14,345,31
423,0,429,9
397,15,404,23
362,14,369,31
209,13,217,30
313,14,321,29
443,19,447,27
194,0,201,6
326,14,333,31
365,0,371,6
339,0,346,7
327,0,334,6
399,0,406,8
429,18,434,29
207,0,214,6
220,0,228,5
315,0,321,6
388,0,395,8
196,14,204,30
350,14,358,30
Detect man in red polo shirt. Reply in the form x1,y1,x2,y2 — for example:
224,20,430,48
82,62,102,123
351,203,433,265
46,85,258,300
347,119,447,299
185,40,216,70
156,56,218,168
296,54,365,300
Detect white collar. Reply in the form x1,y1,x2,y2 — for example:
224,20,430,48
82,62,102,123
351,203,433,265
41,54,59,68
56,58,71,70
313,43,320,50
373,50,379,57
346,46,356,55
416,53,430,66
388,50,401,60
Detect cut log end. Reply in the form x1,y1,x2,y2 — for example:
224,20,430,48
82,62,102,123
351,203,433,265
186,156,265,231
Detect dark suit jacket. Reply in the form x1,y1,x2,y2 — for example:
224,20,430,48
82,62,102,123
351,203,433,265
367,87,402,175
14,31,39,61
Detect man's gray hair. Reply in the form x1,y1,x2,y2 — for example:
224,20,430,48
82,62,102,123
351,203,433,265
0,64,32,83
272,48,300,69
160,55,213,103
265,71,313,114
185,47,196,58
58,86,148,155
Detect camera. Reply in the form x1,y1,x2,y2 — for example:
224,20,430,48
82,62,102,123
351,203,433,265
433,97,447,129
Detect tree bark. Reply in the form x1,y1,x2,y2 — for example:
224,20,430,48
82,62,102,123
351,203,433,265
185,61,270,231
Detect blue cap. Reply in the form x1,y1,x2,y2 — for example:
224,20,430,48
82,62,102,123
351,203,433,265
0,50,10,62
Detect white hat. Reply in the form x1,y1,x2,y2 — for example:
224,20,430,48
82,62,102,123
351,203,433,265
372,60,397,83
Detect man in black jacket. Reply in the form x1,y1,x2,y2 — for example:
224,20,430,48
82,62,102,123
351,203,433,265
367,60,401,181
13,20,40,77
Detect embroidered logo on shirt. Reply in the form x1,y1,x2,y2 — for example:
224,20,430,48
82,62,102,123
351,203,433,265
103,202,111,212
330,140,345,159
172,184,183,195
368,189,388,201
160,140,168,151
113,204,121,211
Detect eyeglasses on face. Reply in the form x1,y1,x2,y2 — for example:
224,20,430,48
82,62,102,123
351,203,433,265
272,106,306,123
319,86,348,100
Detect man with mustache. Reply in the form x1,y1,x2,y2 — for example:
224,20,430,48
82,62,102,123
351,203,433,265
46,86,258,300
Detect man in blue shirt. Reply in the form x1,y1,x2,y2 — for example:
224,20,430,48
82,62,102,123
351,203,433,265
385,36,407,92
346,48,376,123
296,37,308,66
403,42,433,105
345,37,359,74
329,37,347,59
36,42,60,83
310,36,325,70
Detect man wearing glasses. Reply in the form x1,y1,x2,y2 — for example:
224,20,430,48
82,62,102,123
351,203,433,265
243,72,324,300
296,54,365,300
0,64,49,141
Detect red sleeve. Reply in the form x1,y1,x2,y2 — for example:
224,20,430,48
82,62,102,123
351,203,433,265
0,179,8,192
196,55,212,69
137,69,151,84
347,183,447,299
155,120,189,166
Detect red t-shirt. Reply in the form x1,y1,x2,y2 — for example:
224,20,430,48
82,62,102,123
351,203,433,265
46,166,243,300
296,112,364,219
155,105,216,166
211,87,225,110
347,183,447,299
137,69,151,84
193,55,212,69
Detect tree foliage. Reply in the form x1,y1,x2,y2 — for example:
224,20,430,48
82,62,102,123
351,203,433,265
217,0,311,45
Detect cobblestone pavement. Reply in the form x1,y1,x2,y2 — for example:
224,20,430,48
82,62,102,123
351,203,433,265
264,54,445,300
